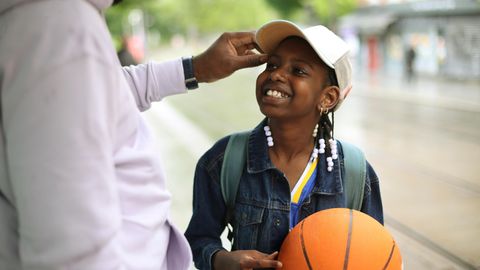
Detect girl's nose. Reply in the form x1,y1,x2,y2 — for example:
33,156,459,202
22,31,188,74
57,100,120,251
269,67,287,82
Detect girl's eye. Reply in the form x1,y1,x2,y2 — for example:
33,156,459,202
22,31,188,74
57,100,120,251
293,67,307,75
265,62,277,70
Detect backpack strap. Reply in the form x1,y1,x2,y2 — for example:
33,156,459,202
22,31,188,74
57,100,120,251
339,140,366,210
220,131,250,229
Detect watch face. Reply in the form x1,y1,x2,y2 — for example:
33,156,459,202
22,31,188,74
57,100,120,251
186,77,199,90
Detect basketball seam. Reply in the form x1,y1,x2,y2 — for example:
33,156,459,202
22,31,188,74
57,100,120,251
300,220,313,270
382,240,396,270
343,209,354,270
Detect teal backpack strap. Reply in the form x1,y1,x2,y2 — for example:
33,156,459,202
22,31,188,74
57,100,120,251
220,131,250,230
339,140,366,210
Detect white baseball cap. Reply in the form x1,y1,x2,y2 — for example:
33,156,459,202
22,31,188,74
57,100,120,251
256,20,352,111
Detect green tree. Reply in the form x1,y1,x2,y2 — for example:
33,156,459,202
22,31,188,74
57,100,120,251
105,0,357,51
306,0,356,26
265,0,303,18
187,0,278,34
106,0,280,48
105,0,160,48
265,0,357,26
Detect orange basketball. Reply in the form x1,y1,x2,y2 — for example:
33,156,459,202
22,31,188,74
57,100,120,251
277,208,402,270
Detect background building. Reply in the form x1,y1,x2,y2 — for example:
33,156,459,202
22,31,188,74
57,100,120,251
339,0,480,81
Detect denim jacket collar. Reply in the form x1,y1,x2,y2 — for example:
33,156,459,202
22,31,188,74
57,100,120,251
245,119,343,195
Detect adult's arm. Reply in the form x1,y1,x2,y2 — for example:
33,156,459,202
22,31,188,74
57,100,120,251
122,32,267,112
122,59,187,112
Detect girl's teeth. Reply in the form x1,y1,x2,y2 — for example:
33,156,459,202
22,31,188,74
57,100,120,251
266,89,288,98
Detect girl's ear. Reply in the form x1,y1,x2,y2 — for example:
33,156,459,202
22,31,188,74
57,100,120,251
317,85,340,112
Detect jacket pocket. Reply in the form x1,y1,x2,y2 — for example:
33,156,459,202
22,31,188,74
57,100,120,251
233,204,265,249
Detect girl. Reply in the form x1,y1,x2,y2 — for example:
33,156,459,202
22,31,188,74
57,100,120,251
185,20,383,270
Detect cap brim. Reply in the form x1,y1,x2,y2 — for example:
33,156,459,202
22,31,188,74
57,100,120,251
256,20,306,55
256,20,337,68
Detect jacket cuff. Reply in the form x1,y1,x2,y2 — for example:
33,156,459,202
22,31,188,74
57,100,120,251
203,245,225,270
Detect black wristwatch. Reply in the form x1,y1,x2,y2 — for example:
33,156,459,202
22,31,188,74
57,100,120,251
181,56,199,90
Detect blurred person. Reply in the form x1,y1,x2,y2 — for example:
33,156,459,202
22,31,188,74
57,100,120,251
117,35,138,66
405,45,416,82
0,0,267,269
185,20,383,270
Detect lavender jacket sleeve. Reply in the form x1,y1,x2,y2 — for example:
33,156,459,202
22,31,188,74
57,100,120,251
122,59,188,112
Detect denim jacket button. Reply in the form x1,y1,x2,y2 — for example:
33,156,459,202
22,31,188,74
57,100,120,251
274,218,281,226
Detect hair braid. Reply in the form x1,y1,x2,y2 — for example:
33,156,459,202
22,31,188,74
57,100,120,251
315,112,335,153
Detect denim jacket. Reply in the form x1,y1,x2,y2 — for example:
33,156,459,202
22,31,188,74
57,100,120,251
185,120,383,270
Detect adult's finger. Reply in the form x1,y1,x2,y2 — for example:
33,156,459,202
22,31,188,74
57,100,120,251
229,32,258,55
235,43,257,55
233,54,268,69
228,31,257,47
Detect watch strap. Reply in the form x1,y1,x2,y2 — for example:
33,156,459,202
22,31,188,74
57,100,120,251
181,56,199,90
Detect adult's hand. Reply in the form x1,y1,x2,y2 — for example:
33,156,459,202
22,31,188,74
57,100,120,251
193,32,267,83
213,249,282,270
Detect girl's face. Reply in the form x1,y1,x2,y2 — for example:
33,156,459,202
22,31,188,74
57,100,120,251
256,37,333,121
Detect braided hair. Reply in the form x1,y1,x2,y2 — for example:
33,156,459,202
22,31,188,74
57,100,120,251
315,66,338,154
